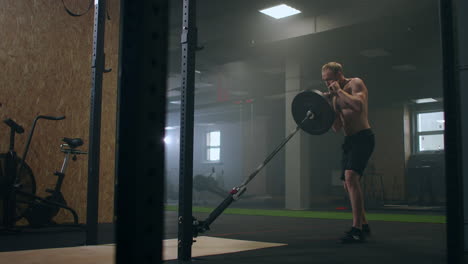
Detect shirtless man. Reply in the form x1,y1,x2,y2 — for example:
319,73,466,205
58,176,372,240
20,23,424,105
321,62,375,243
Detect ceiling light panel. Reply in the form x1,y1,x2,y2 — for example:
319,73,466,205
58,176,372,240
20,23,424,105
259,4,301,19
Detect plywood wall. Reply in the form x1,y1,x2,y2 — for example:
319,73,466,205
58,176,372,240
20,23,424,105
0,0,120,223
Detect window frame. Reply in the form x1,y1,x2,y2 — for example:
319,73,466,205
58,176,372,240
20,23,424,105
205,130,221,162
410,102,445,154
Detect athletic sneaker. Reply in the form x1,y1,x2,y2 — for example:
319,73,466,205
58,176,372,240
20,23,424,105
345,224,371,236
341,227,365,243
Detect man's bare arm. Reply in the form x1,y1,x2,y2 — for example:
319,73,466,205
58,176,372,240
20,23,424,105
331,96,343,132
335,79,367,112
332,112,343,132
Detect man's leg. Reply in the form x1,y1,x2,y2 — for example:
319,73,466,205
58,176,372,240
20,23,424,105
361,186,368,225
344,170,363,229
343,179,368,226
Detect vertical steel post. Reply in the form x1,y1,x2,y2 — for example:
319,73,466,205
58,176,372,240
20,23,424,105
439,0,464,262
86,0,106,245
178,0,197,262
115,0,169,263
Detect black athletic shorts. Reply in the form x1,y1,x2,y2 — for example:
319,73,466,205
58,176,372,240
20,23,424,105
341,128,375,180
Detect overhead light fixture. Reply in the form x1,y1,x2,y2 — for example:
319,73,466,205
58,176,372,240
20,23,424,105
392,64,417,71
197,123,216,126
169,100,181,104
360,48,390,58
259,4,301,19
230,90,249,96
413,98,437,104
165,126,178,130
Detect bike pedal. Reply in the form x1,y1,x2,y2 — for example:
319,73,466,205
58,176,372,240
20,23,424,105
54,172,65,177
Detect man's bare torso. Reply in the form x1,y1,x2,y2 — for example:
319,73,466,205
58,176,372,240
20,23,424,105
333,78,371,136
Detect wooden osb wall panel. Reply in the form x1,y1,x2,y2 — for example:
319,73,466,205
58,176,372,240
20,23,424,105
0,0,120,223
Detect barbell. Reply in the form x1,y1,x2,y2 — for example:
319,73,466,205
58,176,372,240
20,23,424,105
192,89,335,237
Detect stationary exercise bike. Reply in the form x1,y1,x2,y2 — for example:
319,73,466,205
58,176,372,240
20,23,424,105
0,115,86,229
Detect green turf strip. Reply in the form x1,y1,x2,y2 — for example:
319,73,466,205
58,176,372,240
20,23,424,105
165,205,445,224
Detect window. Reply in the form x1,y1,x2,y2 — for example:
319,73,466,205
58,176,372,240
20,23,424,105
206,131,221,161
414,110,444,152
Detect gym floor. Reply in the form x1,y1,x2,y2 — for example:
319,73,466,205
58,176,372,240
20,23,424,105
0,208,446,264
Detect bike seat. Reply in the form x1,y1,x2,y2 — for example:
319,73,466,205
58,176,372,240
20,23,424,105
62,138,84,148
4,119,24,134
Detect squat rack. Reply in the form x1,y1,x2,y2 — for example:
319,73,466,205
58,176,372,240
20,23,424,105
110,0,467,263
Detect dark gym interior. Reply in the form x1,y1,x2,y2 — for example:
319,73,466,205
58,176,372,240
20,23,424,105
0,0,466,263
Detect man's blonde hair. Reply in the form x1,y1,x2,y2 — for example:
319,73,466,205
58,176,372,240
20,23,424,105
322,62,343,74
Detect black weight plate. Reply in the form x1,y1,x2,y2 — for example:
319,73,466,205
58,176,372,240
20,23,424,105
291,90,335,135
